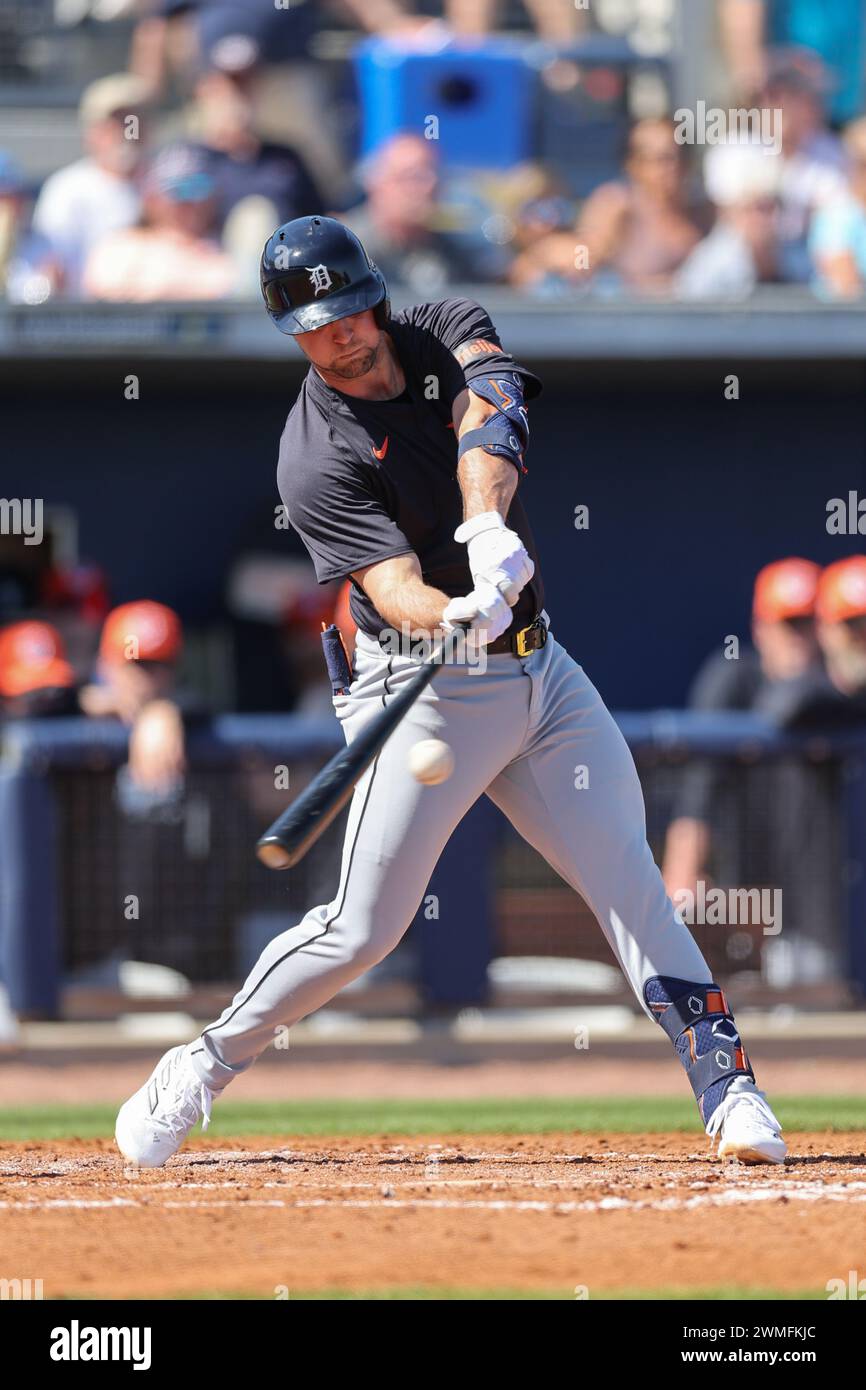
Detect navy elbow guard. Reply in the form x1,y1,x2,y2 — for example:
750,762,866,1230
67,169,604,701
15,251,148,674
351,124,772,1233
457,374,530,474
645,977,754,1124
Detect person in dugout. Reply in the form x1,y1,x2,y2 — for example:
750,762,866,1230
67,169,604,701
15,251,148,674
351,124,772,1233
661,557,823,900
0,620,78,720
80,600,188,795
814,555,866,704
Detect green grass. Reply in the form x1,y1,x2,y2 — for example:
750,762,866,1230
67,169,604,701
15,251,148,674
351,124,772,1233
1,1095,864,1142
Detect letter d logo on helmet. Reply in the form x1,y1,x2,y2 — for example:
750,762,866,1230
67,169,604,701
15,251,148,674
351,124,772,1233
260,215,390,336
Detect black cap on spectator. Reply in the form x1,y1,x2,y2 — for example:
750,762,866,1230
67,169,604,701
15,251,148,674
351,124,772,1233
197,0,316,75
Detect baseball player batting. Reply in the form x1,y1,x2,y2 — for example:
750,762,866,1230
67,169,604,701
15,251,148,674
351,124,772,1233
116,215,786,1168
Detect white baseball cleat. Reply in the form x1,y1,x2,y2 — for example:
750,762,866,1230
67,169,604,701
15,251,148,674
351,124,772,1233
706,1084,787,1165
115,1044,216,1168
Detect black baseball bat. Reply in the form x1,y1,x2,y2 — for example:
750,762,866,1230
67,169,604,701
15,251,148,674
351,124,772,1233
256,627,466,869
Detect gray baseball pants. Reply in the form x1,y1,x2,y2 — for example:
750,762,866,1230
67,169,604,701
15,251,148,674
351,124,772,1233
191,621,712,1090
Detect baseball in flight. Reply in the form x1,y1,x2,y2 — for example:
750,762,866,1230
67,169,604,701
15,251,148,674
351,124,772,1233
408,737,455,785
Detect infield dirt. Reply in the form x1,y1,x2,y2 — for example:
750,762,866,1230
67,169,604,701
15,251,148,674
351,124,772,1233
2,1132,865,1299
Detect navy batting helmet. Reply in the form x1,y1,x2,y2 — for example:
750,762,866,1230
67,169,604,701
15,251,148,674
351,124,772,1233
260,215,390,336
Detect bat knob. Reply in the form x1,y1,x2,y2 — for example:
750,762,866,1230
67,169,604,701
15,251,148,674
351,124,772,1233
256,838,293,870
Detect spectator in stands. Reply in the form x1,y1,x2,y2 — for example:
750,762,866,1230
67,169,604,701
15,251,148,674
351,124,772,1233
32,73,152,296
509,119,711,296
0,153,63,306
511,190,577,257
341,132,506,292
661,557,822,899
80,600,188,794
756,53,847,282
188,16,325,232
83,143,236,301
132,1,428,207
0,621,77,720
810,118,866,297
815,556,866,700
677,142,782,298
129,0,202,102
718,0,866,127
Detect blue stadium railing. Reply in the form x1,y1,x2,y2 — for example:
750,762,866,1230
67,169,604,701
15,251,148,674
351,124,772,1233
1,711,864,1015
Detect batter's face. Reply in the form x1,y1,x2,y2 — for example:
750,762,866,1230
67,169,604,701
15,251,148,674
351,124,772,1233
297,310,382,382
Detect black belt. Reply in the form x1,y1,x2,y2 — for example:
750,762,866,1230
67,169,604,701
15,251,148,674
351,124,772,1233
485,614,548,657
375,615,548,659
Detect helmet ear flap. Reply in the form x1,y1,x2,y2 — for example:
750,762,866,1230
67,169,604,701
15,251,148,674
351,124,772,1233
369,259,389,329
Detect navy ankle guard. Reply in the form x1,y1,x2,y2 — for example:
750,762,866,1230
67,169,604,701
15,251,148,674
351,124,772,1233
645,977,754,1123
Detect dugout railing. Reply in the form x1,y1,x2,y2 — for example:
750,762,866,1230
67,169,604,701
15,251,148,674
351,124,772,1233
0,710,864,1017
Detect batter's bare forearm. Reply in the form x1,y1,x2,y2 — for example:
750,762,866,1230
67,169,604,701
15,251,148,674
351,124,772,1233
457,449,518,522
377,580,452,634
353,554,450,633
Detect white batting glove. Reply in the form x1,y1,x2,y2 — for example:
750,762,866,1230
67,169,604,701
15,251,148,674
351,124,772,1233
442,579,514,646
454,511,534,606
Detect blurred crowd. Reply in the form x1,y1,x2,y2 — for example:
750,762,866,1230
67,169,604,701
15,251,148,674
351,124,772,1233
3,1,866,303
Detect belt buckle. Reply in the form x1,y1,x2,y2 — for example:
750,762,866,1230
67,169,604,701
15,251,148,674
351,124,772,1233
516,619,544,658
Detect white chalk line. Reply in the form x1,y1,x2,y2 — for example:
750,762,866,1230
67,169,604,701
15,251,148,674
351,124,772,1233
2,1179,866,1214
3,1148,862,1217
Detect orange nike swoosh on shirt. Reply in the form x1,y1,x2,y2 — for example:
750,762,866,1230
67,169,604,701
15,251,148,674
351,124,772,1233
371,436,389,460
